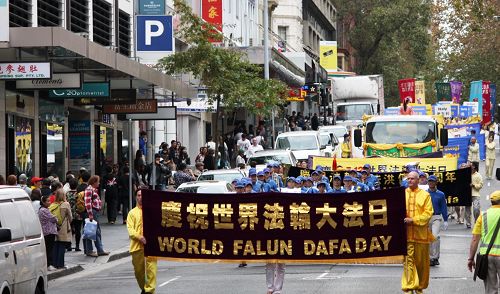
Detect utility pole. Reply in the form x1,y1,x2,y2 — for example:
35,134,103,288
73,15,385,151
264,0,275,146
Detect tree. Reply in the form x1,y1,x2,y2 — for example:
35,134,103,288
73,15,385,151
333,0,434,106
156,0,287,122
431,0,499,101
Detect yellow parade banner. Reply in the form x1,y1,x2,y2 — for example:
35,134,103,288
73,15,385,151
311,156,457,173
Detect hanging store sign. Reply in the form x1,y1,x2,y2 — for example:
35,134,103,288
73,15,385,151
74,89,137,105
0,62,52,80
103,99,157,114
125,106,176,120
49,82,110,98
16,73,81,89
139,0,165,15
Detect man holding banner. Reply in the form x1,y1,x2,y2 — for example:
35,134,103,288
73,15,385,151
402,171,434,294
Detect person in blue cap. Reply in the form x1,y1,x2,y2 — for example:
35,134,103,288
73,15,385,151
294,177,303,189
257,171,270,192
235,180,245,193
343,175,356,193
331,175,346,193
263,168,279,192
248,168,260,192
316,181,328,194
427,175,448,266
360,170,375,191
243,178,255,193
302,177,318,194
231,178,239,189
362,164,379,188
286,177,295,189
272,163,284,189
315,165,331,188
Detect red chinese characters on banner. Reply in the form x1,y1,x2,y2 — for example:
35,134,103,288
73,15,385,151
482,81,491,125
398,78,416,103
202,0,223,43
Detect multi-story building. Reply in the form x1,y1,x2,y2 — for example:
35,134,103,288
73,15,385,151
0,0,196,178
272,0,337,116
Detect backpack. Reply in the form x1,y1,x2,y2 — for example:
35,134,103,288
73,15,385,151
49,202,63,226
75,191,86,214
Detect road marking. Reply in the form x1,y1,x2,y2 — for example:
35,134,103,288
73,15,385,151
159,276,181,287
441,234,471,238
316,272,328,279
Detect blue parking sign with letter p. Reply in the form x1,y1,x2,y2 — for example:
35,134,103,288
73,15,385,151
136,15,174,52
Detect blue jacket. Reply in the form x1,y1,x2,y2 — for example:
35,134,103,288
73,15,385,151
331,187,347,193
428,188,448,221
266,179,279,192
366,174,379,187
301,187,318,194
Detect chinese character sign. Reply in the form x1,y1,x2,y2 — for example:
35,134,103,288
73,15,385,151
491,84,497,120
0,62,51,80
202,0,223,42
142,188,408,262
398,78,416,103
435,82,452,101
450,81,462,103
482,81,491,125
414,80,426,104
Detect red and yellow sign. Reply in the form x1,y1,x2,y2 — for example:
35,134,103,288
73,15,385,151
287,87,306,102
202,0,223,43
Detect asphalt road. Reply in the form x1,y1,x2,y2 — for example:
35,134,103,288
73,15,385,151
49,155,499,294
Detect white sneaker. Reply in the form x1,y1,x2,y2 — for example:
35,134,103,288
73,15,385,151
47,266,57,271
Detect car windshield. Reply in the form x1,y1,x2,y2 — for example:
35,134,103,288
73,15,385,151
366,121,436,144
177,185,229,193
276,135,318,150
249,154,291,165
319,133,332,146
198,173,243,182
336,104,372,121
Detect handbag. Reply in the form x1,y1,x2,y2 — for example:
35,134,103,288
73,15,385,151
473,216,500,281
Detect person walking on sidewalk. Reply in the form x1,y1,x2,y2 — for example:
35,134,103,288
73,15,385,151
127,189,157,294
427,175,448,266
66,178,82,251
468,190,500,294
83,175,109,257
53,189,73,269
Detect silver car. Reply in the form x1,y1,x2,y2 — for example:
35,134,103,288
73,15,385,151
197,169,246,182
246,149,297,166
175,181,235,193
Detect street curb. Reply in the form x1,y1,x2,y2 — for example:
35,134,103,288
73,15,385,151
48,265,84,281
108,250,130,262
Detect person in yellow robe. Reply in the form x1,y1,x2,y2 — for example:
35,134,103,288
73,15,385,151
127,190,157,294
341,133,351,158
402,171,435,294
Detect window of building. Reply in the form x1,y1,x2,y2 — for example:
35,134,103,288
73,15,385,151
38,0,62,27
278,26,288,43
70,0,89,33
118,10,131,56
10,0,32,27
93,0,112,47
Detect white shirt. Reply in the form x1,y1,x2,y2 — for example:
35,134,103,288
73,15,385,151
247,144,263,157
206,141,216,151
237,139,251,153
254,135,264,145
236,155,246,166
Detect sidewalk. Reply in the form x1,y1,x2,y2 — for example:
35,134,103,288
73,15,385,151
48,212,131,280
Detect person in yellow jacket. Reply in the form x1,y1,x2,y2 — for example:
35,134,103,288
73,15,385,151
468,190,500,294
402,171,435,294
341,133,351,158
485,134,496,180
127,190,157,294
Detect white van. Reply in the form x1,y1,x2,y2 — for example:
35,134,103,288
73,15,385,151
274,131,339,161
0,186,47,294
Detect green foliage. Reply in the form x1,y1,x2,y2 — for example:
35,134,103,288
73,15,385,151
333,0,433,106
156,0,287,117
432,0,499,101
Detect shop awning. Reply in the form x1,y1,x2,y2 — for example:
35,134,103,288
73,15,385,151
5,27,196,98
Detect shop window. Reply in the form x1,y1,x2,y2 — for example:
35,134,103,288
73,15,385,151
14,117,34,177
46,123,64,179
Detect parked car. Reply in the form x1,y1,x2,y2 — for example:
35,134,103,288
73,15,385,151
274,130,339,160
247,149,298,167
197,169,246,182
0,186,47,294
175,181,235,193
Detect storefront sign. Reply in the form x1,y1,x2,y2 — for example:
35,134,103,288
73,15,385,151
74,89,137,105
49,82,110,98
16,73,81,89
103,99,157,114
68,120,91,172
143,188,407,262
286,87,305,102
0,62,51,79
139,0,165,15
125,106,176,120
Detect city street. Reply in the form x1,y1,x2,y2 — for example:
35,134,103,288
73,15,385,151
48,157,499,294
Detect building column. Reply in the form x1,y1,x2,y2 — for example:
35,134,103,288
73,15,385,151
33,90,40,177
0,81,5,175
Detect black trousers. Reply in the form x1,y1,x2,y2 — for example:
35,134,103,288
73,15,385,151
44,234,56,267
71,219,83,249
107,196,118,222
